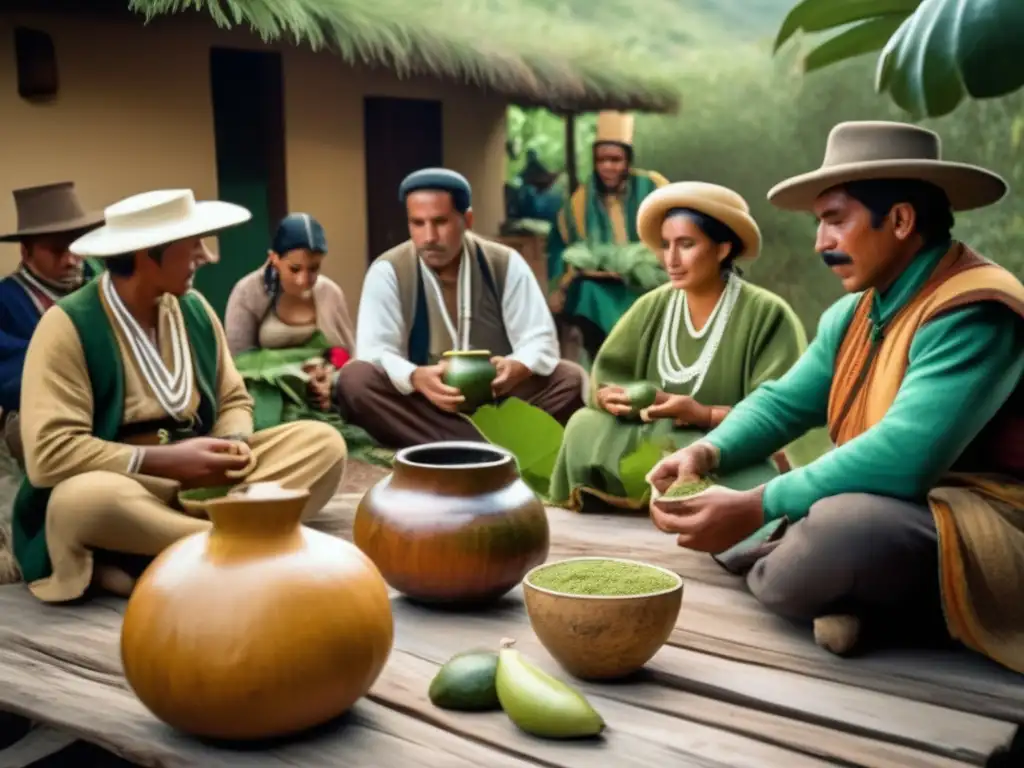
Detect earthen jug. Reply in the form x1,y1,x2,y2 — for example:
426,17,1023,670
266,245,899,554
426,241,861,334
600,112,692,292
120,482,394,740
354,441,549,605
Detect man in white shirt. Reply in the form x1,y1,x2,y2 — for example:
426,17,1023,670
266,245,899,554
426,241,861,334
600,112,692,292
335,168,585,448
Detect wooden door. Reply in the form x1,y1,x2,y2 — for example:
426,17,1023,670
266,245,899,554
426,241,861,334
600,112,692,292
364,97,444,263
197,47,287,319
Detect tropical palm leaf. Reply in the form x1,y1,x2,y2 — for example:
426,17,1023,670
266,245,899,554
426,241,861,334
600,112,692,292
775,0,1024,118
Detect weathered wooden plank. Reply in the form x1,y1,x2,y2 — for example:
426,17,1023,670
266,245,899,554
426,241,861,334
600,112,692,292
670,580,1024,723
375,649,833,768
388,590,1016,764
320,497,1024,723
0,589,541,767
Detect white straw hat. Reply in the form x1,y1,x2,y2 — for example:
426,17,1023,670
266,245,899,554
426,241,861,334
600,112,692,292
69,189,251,257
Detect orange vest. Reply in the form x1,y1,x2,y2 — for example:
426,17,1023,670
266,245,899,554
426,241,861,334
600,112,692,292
826,243,1024,478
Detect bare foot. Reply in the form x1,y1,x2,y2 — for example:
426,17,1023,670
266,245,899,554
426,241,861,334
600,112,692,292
814,614,862,656
94,564,137,598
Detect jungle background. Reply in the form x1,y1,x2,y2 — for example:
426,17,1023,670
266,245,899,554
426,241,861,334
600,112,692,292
505,0,1024,334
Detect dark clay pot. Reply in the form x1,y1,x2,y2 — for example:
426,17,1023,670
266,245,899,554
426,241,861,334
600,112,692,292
353,441,550,605
442,350,497,413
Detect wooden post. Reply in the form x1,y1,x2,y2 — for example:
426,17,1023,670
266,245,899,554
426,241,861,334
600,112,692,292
564,112,578,192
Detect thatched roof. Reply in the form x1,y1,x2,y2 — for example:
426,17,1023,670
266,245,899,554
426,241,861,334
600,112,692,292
125,0,680,113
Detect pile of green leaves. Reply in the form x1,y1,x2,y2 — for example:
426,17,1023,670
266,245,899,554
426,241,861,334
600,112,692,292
563,242,668,293
233,338,393,468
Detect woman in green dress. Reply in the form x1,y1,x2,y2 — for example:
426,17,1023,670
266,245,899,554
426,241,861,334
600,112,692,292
548,181,827,513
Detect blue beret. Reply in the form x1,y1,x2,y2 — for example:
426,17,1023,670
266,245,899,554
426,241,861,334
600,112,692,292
399,168,472,213
272,213,327,255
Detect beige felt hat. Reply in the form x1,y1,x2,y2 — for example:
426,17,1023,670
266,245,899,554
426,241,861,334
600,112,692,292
0,182,104,242
768,120,1008,212
69,189,251,258
637,181,761,261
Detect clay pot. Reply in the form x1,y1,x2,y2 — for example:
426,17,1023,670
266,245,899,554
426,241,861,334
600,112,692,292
353,441,550,605
442,350,497,413
120,482,394,741
522,557,683,680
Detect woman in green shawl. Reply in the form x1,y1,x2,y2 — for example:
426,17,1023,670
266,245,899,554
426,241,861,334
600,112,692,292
548,181,828,512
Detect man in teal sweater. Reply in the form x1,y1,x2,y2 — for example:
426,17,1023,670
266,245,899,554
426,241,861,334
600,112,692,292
646,121,1024,667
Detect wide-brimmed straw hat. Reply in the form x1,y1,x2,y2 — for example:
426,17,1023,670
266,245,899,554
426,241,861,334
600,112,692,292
0,182,104,242
768,120,1008,212
637,181,761,261
69,189,251,257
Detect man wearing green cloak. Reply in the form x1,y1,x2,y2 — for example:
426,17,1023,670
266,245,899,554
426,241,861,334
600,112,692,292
548,111,669,360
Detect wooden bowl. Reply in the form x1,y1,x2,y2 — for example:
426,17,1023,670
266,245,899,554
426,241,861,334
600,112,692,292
522,556,682,680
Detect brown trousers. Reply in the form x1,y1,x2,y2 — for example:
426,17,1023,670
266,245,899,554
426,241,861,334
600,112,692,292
746,493,950,644
335,360,586,449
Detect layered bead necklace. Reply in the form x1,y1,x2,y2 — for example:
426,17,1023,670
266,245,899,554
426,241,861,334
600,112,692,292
656,275,742,398
101,271,194,421
418,243,473,351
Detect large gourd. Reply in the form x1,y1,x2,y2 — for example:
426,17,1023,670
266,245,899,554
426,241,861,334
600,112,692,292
120,482,394,740
354,441,550,605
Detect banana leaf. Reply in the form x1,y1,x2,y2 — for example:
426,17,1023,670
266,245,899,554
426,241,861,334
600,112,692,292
233,337,393,468
468,397,565,499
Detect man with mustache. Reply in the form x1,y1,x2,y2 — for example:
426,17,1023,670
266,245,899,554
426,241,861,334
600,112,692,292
645,121,1024,673
336,168,586,448
547,111,669,361
0,182,106,467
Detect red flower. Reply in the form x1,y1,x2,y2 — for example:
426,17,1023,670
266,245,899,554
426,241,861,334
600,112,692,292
326,347,351,369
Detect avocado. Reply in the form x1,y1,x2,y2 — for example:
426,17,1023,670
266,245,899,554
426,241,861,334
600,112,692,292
623,382,658,413
428,651,501,711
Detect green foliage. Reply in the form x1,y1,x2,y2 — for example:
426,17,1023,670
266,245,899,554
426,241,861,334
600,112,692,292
774,0,1024,118
128,0,680,111
631,49,1024,334
618,441,667,500
469,397,565,498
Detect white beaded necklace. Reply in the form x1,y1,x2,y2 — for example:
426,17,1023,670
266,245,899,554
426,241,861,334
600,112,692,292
101,271,194,420
656,275,742,397
418,244,473,350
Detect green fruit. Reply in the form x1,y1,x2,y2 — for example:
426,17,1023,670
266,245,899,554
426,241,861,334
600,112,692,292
623,382,657,412
495,639,605,739
443,350,497,413
428,651,500,711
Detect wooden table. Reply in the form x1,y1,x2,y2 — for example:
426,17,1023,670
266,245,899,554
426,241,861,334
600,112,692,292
0,494,1022,767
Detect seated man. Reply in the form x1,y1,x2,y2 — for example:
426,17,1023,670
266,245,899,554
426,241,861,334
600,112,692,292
336,168,585,448
13,188,348,603
0,182,105,466
646,121,1024,673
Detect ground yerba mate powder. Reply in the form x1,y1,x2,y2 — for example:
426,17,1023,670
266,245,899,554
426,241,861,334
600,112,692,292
530,560,677,596
662,476,715,499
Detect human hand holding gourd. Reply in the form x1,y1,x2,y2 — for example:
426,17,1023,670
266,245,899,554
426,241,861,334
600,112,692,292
491,356,531,397
595,385,632,417
411,362,465,413
640,394,711,428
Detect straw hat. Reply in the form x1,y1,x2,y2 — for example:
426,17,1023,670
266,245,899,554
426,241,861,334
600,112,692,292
768,121,1008,212
0,182,104,242
69,189,251,258
637,181,761,261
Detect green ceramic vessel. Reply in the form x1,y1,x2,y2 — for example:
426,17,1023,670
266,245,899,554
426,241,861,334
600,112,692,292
443,350,497,413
